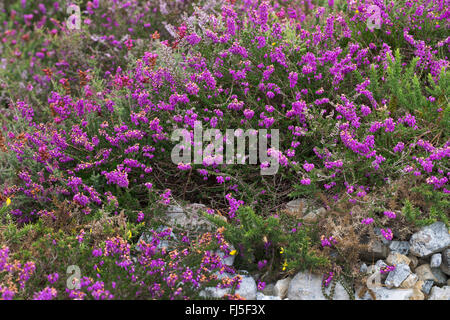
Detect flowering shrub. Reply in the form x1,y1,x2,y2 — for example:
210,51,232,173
0,0,448,299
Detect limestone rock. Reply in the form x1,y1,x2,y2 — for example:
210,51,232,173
361,240,390,261
415,264,437,282
415,263,447,284
357,287,416,300
274,277,291,299
262,283,275,296
428,286,450,300
408,255,419,270
421,280,434,295
287,272,350,300
165,203,216,233
256,292,281,300
409,288,425,300
215,244,236,266
399,273,418,289
431,267,448,285
430,253,442,268
386,252,411,266
409,222,450,258
385,264,411,288
235,274,257,300
389,241,410,255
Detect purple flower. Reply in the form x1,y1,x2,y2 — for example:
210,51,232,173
361,218,374,225
288,72,298,88
383,211,396,219
47,273,59,284
380,228,393,241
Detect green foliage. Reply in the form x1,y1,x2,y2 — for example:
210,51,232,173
401,199,436,227
205,206,329,278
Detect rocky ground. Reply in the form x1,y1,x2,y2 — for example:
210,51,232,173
146,201,450,300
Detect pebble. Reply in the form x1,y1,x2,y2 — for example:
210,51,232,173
430,253,442,268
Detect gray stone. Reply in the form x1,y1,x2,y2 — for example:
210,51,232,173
415,263,447,285
431,267,448,285
235,275,257,300
389,241,410,255
215,244,236,266
287,272,350,300
274,277,291,299
421,280,434,295
360,263,368,274
428,286,450,300
441,248,450,276
409,222,450,258
408,255,419,269
356,287,416,300
385,264,411,288
285,199,326,222
430,253,442,268
199,287,230,299
400,273,418,289
256,292,281,300
361,240,390,261
386,252,411,266
262,283,275,296
165,203,216,233
416,264,437,281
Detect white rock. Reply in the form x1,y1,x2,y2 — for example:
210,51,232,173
256,292,281,300
386,252,411,266
430,253,442,268
199,287,230,299
262,283,275,296
415,264,447,285
428,286,450,300
415,264,437,281
431,267,448,285
389,241,410,255
409,222,450,258
357,287,417,300
235,275,257,300
385,264,411,288
274,277,291,299
287,271,350,300
400,273,419,289
215,244,236,266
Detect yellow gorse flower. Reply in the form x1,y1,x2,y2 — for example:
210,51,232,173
279,247,285,254
127,230,132,239
229,250,237,256
5,198,11,206
282,260,288,271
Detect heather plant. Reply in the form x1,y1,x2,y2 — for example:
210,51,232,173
0,204,241,300
0,0,219,106
0,0,448,300
205,206,329,280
